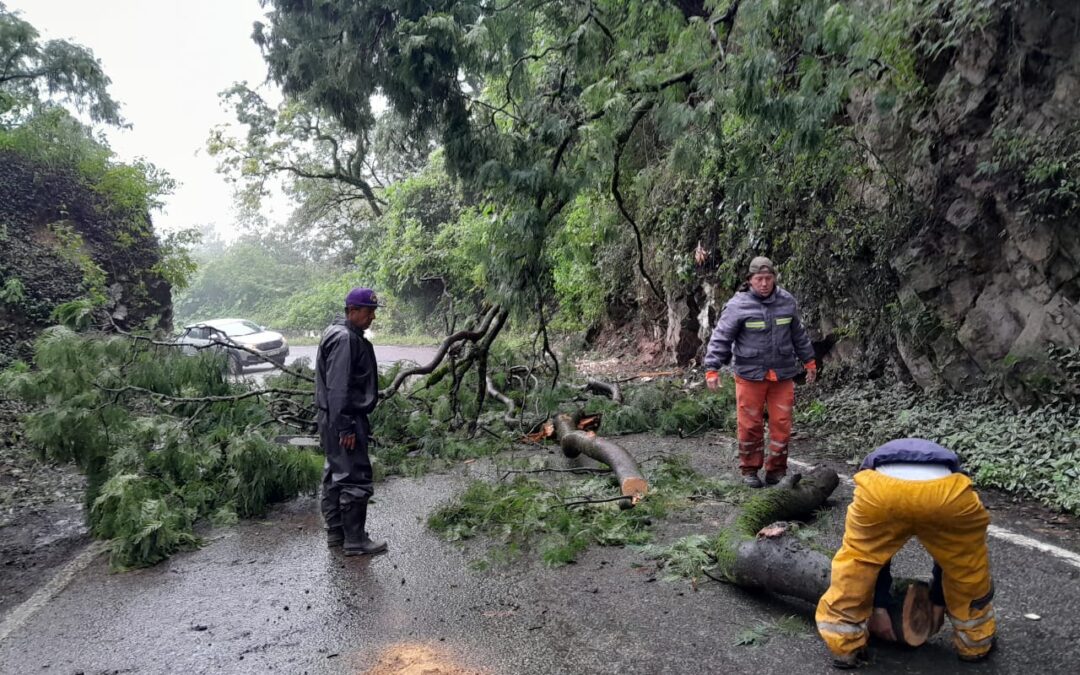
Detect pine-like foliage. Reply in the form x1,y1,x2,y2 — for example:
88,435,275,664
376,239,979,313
1,328,321,569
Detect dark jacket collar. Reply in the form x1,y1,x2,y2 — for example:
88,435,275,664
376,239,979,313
332,313,368,340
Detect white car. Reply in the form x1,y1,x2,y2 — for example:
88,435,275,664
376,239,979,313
175,318,290,373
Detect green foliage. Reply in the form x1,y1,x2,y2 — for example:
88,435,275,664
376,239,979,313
799,379,1080,513
50,298,96,331
637,534,715,582
1,328,321,568
173,234,339,329
428,455,738,566
151,227,201,292
734,623,771,647
0,3,122,125
237,0,1045,377
584,381,736,437
978,122,1080,221
91,474,199,569
0,275,25,306
48,222,108,306
734,615,813,646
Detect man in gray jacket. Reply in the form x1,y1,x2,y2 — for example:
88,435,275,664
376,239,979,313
704,257,817,487
315,287,387,555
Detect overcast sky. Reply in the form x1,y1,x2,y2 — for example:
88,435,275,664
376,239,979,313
8,0,287,237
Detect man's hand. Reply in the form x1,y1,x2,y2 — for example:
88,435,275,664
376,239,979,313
868,607,897,642
705,370,722,391
339,432,356,450
804,361,818,385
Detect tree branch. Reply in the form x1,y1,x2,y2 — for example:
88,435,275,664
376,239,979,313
611,99,665,304
379,306,502,397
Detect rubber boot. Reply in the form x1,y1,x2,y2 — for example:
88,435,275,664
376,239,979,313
326,527,344,548
342,501,387,556
764,471,786,486
742,471,763,489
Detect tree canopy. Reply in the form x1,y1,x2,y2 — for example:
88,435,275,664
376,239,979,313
0,2,122,125
243,0,931,326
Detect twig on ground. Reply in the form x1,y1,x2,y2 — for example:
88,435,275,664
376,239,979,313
562,495,632,507
500,467,610,481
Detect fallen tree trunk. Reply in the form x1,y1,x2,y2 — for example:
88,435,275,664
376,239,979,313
735,466,840,534
729,522,831,601
727,522,934,648
552,413,648,501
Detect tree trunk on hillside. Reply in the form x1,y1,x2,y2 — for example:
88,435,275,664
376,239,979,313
551,413,648,501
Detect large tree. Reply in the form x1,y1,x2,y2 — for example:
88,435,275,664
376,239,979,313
208,83,434,262
0,2,122,125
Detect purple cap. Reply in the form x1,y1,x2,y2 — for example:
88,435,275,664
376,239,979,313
345,287,384,308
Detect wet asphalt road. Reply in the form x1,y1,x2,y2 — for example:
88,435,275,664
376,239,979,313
2,435,1080,674
245,344,438,385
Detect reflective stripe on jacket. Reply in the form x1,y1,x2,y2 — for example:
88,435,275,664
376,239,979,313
703,286,814,381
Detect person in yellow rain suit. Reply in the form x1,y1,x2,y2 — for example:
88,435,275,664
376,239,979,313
816,438,996,669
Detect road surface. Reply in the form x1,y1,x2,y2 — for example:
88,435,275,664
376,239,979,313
245,344,439,385
2,432,1078,674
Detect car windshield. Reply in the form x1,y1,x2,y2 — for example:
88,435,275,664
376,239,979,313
214,320,262,337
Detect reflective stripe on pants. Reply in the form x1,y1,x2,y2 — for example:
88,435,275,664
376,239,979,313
734,375,794,475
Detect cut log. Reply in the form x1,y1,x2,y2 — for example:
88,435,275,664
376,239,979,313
728,522,832,602
583,377,624,404
726,522,934,649
735,466,840,535
552,413,648,501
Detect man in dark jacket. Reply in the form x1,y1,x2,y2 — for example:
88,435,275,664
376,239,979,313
315,287,386,555
704,256,816,487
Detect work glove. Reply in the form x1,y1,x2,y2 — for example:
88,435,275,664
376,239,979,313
705,370,721,391
804,360,818,385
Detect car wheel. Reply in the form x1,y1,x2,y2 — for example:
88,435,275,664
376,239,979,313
227,354,243,375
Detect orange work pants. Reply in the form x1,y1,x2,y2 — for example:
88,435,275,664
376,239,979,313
734,375,794,476
816,470,995,660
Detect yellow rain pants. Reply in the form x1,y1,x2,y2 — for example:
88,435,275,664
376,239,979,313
816,470,995,659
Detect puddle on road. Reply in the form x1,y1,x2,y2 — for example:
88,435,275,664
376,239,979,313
356,642,486,675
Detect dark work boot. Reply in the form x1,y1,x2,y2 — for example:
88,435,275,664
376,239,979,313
765,471,786,486
832,647,870,670
742,472,764,489
342,501,387,556
326,526,344,548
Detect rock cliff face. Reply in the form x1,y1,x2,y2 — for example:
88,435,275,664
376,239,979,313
0,151,172,364
664,0,1079,397
869,0,1080,394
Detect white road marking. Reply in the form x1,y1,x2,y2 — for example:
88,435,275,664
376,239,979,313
789,459,1080,571
0,540,108,643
